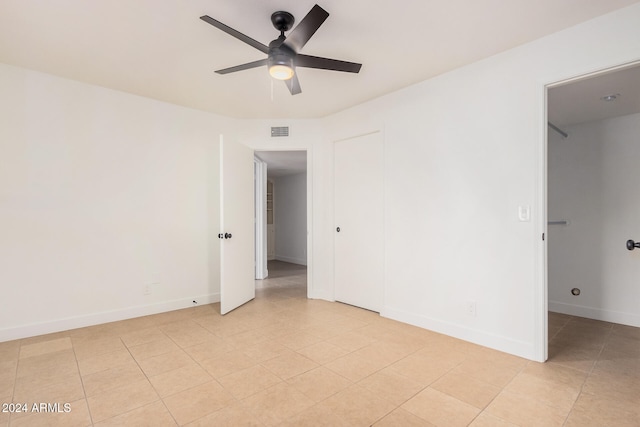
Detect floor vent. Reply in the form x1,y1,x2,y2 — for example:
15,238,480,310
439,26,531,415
271,126,289,137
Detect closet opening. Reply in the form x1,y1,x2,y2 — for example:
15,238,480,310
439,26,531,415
544,61,640,361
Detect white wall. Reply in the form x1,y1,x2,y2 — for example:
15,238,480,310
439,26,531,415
274,172,307,265
320,4,640,360
0,63,232,341
548,113,640,327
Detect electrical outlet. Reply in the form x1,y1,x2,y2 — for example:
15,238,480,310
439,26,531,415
143,284,151,295
467,300,477,317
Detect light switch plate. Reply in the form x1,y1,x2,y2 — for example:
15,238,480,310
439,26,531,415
518,205,531,222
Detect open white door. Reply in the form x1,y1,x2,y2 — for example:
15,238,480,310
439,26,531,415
220,136,255,315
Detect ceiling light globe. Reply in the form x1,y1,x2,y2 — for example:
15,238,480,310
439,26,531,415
269,64,295,80
268,46,295,81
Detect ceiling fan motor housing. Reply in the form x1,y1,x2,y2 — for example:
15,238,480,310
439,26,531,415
268,10,297,75
271,11,295,32
268,43,296,73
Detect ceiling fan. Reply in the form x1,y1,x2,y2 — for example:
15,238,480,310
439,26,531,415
200,4,362,95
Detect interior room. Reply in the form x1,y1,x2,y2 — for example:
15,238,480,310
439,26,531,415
1,1,639,425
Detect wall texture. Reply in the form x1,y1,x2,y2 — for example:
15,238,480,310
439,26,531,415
0,64,230,341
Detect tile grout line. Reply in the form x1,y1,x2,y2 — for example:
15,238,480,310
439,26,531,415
556,314,575,427
70,337,94,427
120,334,180,426
7,342,22,427
153,318,268,424
463,354,531,427
369,344,481,426
560,319,614,427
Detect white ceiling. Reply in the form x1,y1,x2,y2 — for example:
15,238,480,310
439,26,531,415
1,0,639,119
548,63,640,129
256,151,307,178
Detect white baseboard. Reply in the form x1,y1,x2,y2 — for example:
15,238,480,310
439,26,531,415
0,293,220,343
549,301,640,327
274,255,307,266
308,289,334,301
381,306,536,361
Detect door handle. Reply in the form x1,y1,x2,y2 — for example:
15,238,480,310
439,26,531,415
626,239,640,250
225,233,232,239
336,227,341,232
218,233,224,239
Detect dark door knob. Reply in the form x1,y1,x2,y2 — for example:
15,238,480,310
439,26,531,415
218,233,224,239
336,227,341,232
225,233,232,239
626,239,640,250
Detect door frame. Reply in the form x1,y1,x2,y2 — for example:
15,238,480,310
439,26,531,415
536,59,640,362
254,148,312,298
254,156,268,280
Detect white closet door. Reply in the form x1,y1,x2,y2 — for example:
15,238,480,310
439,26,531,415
334,132,384,312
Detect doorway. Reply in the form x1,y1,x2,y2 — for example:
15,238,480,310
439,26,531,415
545,62,640,354
254,150,309,295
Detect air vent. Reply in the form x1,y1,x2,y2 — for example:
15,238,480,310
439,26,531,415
271,126,289,137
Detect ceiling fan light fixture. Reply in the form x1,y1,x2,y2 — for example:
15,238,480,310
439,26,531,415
201,4,361,94
268,51,295,80
269,64,295,80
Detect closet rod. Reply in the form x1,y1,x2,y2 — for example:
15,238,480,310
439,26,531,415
548,122,568,138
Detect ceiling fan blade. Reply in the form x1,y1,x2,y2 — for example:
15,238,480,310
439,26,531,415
282,4,329,52
215,59,268,75
200,15,269,54
285,74,302,95
296,54,362,73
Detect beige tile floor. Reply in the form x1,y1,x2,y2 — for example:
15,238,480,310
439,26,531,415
1,260,639,426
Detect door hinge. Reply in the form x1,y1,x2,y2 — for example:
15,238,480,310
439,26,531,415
542,233,545,241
